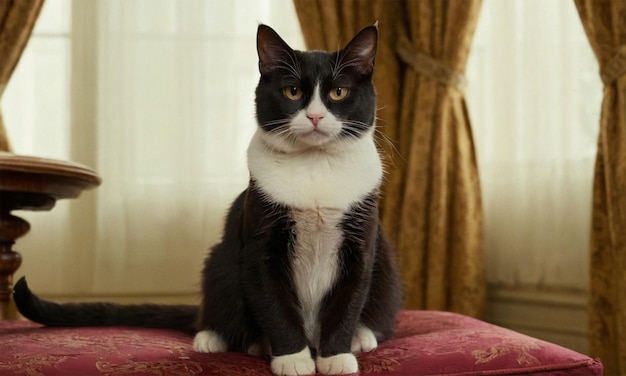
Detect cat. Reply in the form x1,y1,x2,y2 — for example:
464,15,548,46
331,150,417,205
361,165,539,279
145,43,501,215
13,23,403,376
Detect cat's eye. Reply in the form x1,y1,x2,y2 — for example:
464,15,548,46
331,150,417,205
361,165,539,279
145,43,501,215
283,86,303,100
329,87,349,101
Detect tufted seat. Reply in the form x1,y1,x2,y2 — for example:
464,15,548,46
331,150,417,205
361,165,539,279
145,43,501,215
0,310,602,375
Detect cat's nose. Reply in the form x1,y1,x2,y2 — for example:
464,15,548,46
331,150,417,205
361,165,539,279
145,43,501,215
307,115,324,127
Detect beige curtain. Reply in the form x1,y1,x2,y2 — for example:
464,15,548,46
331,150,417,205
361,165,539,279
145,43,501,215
0,0,44,152
293,0,485,317
574,0,626,374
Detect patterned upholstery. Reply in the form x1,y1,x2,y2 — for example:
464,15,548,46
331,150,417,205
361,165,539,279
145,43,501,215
0,310,602,375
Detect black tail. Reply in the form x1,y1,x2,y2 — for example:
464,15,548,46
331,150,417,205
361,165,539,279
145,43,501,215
13,277,198,333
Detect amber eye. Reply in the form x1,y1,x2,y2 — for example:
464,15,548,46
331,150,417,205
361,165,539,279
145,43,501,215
283,86,303,100
329,87,349,101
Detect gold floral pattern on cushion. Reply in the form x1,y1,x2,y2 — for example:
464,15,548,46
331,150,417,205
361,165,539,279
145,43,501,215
0,354,70,376
358,345,419,373
0,311,603,375
95,360,204,376
472,341,541,366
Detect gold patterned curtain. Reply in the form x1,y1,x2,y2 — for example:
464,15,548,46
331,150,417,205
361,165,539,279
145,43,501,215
293,0,485,317
574,0,626,374
0,0,44,152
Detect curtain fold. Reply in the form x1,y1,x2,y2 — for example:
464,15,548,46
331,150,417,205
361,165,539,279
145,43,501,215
0,0,44,152
574,0,626,373
293,0,485,317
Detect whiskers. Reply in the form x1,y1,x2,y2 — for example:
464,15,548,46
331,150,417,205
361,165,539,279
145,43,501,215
366,116,405,176
331,53,363,81
259,119,297,154
259,116,400,159
260,118,290,129
373,129,402,162
340,119,371,139
274,54,301,81
341,116,404,165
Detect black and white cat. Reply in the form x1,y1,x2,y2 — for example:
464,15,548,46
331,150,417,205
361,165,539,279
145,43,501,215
14,24,403,376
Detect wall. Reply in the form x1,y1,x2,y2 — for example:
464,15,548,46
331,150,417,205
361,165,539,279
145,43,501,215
486,287,588,354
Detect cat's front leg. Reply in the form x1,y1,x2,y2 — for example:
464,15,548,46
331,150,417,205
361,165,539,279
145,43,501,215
314,237,378,374
258,321,315,376
315,328,359,375
314,326,377,374
313,306,361,375
241,261,316,375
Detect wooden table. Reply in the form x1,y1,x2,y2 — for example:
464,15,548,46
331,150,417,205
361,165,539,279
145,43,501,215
0,153,100,319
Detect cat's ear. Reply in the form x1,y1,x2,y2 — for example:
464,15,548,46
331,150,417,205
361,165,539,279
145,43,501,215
257,24,296,75
340,23,378,75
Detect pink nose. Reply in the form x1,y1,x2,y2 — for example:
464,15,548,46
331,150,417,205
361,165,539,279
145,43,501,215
307,115,324,127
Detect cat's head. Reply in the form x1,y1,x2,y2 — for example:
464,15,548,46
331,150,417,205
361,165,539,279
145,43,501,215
255,24,378,152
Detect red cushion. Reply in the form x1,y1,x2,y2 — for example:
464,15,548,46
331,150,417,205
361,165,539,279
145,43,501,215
0,310,602,375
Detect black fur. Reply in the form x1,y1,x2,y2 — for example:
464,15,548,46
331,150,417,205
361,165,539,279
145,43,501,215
13,23,403,369
13,277,197,333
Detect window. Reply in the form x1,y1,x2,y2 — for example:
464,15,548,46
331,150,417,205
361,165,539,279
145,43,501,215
466,0,602,291
3,0,304,296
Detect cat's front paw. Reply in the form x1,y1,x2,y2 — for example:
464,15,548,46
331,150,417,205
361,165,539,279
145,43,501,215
271,347,316,376
316,353,358,375
351,326,378,353
193,330,228,353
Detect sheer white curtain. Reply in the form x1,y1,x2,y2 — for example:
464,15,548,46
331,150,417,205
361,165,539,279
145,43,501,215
3,0,304,297
466,0,602,291
92,0,304,294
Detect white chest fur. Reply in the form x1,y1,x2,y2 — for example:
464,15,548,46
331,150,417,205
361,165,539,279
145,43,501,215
247,129,383,211
290,207,343,346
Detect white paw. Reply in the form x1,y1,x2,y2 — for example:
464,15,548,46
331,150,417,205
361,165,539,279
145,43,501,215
316,353,358,375
193,330,228,353
271,347,316,376
351,326,378,353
